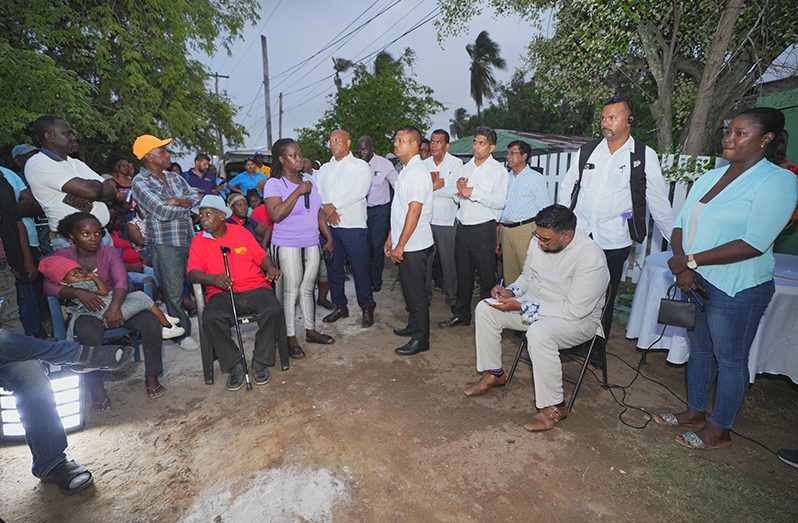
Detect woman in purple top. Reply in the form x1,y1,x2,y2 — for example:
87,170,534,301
43,212,166,412
264,139,335,358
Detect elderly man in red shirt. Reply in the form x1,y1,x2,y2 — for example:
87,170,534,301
187,195,287,390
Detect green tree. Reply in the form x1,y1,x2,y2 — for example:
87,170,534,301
449,107,471,139
0,0,256,168
466,30,506,121
437,0,798,154
297,49,444,161
457,71,596,137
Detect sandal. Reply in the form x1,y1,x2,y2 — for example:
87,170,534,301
654,412,706,430
42,459,94,495
676,431,732,450
70,344,133,373
91,397,111,413
306,333,335,345
289,345,306,359
146,383,166,400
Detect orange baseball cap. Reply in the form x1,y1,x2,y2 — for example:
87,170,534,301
133,134,173,160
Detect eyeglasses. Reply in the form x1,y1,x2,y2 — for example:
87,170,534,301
533,232,560,245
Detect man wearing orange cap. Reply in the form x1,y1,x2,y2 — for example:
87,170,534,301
131,134,203,350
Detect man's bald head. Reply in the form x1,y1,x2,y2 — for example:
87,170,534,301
329,129,351,161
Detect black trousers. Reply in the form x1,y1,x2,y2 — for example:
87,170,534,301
453,220,497,321
75,311,164,392
399,246,433,343
366,203,391,288
202,287,287,372
598,246,632,355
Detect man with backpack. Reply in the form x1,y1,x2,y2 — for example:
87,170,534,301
558,95,673,365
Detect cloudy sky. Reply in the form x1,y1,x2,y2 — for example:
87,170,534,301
197,0,552,155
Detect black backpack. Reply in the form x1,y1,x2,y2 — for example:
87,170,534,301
569,138,648,243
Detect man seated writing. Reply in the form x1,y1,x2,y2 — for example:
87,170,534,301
187,195,287,390
464,204,609,432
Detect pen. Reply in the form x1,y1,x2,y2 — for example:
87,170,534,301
499,279,504,288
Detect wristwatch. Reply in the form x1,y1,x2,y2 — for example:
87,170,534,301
687,254,698,270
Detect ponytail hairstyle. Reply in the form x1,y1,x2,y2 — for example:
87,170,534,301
738,107,788,164
270,138,297,179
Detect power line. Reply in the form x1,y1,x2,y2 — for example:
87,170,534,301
270,0,404,91
224,0,283,75
270,0,390,82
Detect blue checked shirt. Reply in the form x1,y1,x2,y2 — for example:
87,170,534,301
500,166,551,224
131,167,202,247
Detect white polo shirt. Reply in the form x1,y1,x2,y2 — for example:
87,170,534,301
316,152,372,229
454,155,509,225
25,149,111,230
557,136,674,249
423,152,463,226
390,155,433,252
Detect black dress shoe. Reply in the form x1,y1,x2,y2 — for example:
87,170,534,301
393,326,412,337
373,284,382,292
395,339,429,356
322,306,349,323
438,315,470,328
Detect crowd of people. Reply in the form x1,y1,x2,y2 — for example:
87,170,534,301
1,97,796,495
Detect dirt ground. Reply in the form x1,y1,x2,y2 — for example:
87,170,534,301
2,267,797,522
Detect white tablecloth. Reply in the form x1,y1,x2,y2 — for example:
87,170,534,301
626,250,798,384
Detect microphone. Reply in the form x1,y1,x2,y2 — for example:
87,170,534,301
303,175,310,210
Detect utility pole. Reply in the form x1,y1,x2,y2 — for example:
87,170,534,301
278,92,283,140
211,72,229,158
261,35,273,148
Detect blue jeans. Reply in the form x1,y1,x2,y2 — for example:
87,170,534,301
149,242,190,337
326,227,375,310
0,329,83,478
16,282,41,336
686,275,774,429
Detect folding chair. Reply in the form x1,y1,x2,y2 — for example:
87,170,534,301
506,284,612,412
193,283,257,385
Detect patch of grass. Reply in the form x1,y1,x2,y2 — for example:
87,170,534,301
611,430,797,522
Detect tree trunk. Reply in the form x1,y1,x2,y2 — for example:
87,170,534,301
682,0,745,155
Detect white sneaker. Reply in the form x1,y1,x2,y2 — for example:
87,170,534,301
179,336,199,351
164,313,181,325
162,323,186,340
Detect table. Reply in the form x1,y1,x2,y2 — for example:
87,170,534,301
626,250,798,384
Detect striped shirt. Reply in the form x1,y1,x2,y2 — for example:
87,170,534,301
131,167,202,247
501,166,551,223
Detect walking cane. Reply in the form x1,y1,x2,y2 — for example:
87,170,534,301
220,246,252,390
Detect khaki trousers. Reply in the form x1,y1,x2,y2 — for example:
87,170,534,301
499,222,536,285
474,300,598,408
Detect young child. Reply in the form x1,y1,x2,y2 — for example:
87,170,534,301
39,256,184,339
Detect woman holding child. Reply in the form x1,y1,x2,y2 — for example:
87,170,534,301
41,212,173,411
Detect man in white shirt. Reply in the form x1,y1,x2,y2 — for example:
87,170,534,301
355,135,399,293
385,126,434,356
316,130,377,327
464,204,610,432
422,129,463,314
557,96,673,364
440,127,509,328
25,116,116,250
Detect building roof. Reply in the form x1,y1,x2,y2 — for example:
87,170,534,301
448,129,592,160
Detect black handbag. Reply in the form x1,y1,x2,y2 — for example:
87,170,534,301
657,284,697,331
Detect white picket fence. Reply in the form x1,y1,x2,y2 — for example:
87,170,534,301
529,151,721,283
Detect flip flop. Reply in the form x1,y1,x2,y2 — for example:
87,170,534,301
42,459,94,495
146,384,166,400
91,397,111,413
306,333,335,345
69,344,133,373
289,345,306,359
676,431,732,450
654,413,706,430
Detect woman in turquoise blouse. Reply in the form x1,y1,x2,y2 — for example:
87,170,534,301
655,107,798,450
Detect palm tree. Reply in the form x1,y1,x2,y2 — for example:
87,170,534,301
449,107,470,139
466,31,506,120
